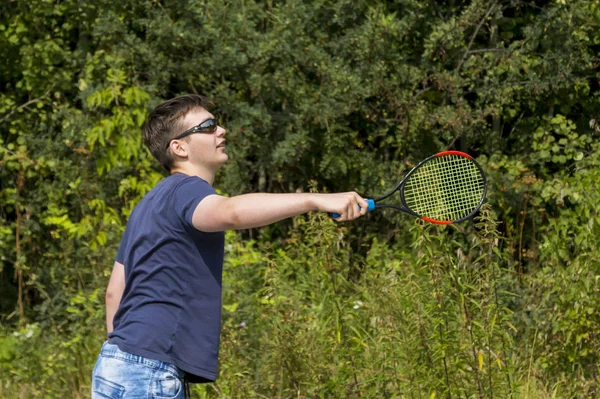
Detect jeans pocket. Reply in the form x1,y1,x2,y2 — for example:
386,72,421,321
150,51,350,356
92,375,125,399
152,370,183,399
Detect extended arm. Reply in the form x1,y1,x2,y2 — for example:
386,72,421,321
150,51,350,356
193,192,368,232
105,261,125,335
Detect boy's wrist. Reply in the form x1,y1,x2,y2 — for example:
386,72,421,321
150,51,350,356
306,194,320,212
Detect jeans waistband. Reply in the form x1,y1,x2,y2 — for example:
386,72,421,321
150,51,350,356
100,341,183,378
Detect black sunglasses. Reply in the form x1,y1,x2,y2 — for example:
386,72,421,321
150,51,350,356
166,118,218,150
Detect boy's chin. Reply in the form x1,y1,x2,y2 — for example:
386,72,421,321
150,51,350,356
214,155,229,168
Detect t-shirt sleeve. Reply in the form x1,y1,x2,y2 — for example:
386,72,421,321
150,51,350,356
173,177,218,227
115,227,129,264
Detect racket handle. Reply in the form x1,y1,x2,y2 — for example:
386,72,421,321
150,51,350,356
330,199,375,218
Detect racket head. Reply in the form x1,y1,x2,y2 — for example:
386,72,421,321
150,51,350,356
399,151,487,224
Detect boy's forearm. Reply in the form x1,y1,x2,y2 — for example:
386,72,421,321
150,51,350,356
223,193,317,230
106,294,121,334
105,262,125,335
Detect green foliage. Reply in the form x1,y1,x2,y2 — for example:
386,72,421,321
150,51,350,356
1,0,600,397
0,289,104,398
519,147,600,395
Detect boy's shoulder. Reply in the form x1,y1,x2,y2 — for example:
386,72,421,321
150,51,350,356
147,174,208,197
135,174,215,212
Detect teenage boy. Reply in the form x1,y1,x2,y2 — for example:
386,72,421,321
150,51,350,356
91,94,367,398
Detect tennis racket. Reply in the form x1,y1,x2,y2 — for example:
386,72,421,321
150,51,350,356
332,151,487,224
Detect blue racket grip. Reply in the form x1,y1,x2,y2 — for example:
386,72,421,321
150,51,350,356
330,199,375,218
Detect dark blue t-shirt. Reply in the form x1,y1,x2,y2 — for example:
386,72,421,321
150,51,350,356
109,173,225,382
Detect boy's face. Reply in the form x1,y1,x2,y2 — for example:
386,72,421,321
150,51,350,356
176,107,228,171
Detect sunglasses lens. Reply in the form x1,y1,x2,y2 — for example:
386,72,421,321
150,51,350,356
201,119,217,132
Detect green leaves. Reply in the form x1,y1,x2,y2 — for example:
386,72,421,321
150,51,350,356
532,114,590,166
83,72,151,174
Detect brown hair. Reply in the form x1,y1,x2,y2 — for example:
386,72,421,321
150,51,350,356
142,94,213,171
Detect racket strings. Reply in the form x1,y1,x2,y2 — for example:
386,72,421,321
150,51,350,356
406,159,482,220
403,155,485,222
409,165,481,220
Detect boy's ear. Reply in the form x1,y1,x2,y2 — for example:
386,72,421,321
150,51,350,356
169,141,188,158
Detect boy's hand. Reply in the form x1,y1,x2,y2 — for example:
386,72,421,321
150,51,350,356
311,192,369,222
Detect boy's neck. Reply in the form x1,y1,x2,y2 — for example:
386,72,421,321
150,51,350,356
170,164,216,185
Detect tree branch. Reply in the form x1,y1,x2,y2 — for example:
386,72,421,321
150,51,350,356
0,85,54,126
467,47,509,54
455,0,499,75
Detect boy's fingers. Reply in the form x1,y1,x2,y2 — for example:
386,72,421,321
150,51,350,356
332,192,368,221
358,197,368,215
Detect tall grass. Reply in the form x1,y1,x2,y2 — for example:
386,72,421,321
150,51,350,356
1,205,597,398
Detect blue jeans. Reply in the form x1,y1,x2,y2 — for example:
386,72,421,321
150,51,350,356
92,341,186,399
